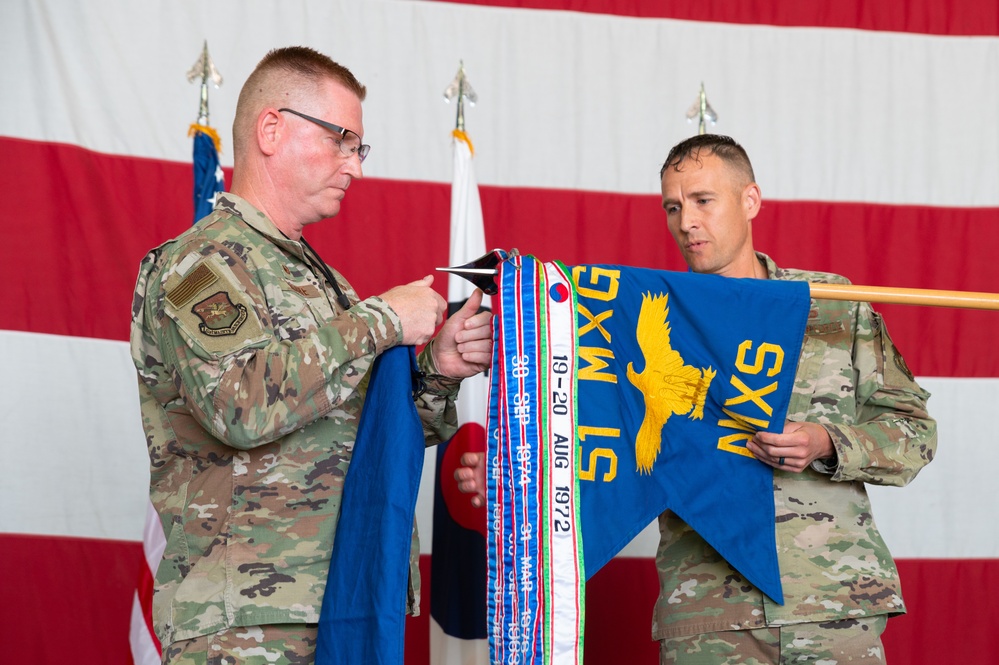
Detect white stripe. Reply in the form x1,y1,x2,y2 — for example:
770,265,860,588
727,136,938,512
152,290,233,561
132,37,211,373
129,591,161,665
0,331,148,540
142,499,166,574
0,330,441,555
2,331,996,560
3,0,998,205
868,377,999,558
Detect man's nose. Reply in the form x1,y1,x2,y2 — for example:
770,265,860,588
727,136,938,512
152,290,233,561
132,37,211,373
343,153,363,179
340,152,364,179
678,208,697,231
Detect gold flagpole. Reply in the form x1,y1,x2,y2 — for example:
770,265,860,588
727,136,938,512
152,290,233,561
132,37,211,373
440,255,999,311
809,283,999,311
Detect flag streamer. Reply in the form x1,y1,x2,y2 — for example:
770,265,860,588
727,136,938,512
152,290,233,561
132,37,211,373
488,256,585,665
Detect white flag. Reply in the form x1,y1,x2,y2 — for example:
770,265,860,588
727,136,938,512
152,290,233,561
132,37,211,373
429,129,491,665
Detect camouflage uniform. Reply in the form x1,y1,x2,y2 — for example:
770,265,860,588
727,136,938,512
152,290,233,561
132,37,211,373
164,624,318,665
129,194,459,648
653,253,936,658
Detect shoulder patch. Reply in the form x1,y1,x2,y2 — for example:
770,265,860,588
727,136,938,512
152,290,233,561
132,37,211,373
162,253,269,357
167,262,218,308
192,291,248,336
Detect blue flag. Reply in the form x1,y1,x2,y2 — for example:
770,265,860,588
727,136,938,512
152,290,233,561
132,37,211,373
316,346,425,665
571,265,810,603
191,126,224,223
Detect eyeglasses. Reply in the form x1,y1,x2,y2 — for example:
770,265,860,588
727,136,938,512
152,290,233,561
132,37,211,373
278,108,370,163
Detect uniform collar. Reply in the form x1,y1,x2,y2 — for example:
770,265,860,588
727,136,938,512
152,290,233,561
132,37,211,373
214,193,309,261
755,251,780,280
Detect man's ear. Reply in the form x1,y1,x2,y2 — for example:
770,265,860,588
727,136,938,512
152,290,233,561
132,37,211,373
743,182,762,222
257,109,282,156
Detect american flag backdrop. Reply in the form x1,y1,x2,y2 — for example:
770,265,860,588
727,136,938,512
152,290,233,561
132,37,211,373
1,1,997,663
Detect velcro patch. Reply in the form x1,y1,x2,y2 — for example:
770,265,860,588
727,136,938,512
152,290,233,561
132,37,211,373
806,321,845,336
167,262,218,308
192,291,248,336
877,314,915,383
288,281,323,298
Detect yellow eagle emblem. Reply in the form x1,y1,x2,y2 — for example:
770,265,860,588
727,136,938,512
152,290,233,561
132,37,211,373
626,292,716,475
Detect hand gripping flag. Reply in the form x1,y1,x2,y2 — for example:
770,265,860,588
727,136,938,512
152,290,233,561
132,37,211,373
487,257,811,665
430,128,491,663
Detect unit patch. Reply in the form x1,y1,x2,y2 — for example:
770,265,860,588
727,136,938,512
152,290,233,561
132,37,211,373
192,291,248,336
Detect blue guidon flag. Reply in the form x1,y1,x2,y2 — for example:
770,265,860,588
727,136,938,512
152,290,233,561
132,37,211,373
190,124,224,224
488,257,810,664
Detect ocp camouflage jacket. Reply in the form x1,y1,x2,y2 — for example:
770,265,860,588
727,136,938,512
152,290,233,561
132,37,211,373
130,194,459,645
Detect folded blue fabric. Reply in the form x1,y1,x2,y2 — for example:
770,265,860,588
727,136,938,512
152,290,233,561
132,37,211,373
316,345,424,665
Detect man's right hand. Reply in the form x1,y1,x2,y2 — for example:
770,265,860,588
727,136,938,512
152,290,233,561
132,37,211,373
379,275,446,346
455,451,486,508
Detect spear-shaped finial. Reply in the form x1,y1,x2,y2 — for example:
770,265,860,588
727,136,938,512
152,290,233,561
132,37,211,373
443,61,478,132
685,82,717,135
186,40,223,126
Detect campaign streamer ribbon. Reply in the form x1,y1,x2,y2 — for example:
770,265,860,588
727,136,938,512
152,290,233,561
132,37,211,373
539,262,584,665
488,256,584,665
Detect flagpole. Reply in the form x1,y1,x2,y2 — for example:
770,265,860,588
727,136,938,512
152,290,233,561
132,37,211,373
686,83,717,135
440,259,999,311
430,61,492,665
187,40,223,127
809,283,999,311
187,41,225,224
444,60,477,135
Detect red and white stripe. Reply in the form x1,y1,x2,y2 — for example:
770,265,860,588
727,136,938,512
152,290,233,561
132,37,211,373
1,0,996,662
129,501,164,664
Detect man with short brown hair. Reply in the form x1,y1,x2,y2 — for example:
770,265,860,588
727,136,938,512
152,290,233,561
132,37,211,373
654,134,936,664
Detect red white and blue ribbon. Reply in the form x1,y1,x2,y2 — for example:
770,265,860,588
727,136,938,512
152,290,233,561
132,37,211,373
488,256,584,665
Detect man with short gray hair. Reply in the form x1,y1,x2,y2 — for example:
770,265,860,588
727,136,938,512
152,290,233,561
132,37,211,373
131,46,492,664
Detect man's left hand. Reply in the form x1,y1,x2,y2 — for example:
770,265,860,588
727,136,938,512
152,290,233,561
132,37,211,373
748,421,836,473
432,289,493,379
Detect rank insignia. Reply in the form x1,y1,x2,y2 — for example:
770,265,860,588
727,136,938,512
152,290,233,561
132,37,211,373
192,291,248,336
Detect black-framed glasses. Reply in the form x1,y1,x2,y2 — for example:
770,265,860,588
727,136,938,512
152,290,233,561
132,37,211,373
278,108,370,163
